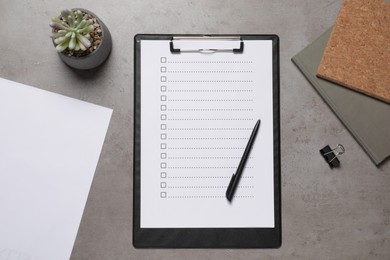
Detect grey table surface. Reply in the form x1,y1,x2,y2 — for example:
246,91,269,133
1,0,390,259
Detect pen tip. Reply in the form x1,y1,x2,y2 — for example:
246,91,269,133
226,195,232,202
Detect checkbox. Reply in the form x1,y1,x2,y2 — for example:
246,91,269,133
161,172,167,178
161,134,167,140
161,67,167,73
161,105,167,111
161,95,167,101
161,192,167,198
160,57,167,63
161,153,167,159
161,86,167,92
160,162,167,169
161,182,167,188
161,114,167,120
161,76,167,82
161,124,166,130
161,143,167,149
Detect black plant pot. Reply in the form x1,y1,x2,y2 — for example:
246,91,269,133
55,8,112,70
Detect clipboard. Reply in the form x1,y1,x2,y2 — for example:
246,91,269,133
133,34,281,248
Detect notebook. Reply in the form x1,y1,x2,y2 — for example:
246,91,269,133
133,35,281,248
292,28,390,166
317,0,390,103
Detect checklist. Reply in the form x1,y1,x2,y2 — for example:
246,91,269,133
139,40,275,228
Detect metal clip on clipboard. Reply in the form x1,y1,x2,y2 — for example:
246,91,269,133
170,36,244,54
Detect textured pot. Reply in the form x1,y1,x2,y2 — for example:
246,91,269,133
55,8,112,70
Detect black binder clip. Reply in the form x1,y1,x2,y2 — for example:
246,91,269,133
320,144,345,169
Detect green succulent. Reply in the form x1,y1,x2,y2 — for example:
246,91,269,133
50,9,94,52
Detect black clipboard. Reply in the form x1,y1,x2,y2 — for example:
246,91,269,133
133,34,281,248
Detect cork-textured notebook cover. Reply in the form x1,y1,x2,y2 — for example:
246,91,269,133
317,0,390,103
293,28,390,165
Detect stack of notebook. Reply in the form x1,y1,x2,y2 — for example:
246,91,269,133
292,0,390,165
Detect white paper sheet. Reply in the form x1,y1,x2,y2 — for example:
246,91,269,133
0,78,112,260
140,40,275,228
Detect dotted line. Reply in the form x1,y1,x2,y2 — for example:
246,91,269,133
167,166,253,169
167,61,253,64
167,118,253,121
168,147,244,150
168,109,253,112
168,90,253,93
168,176,254,179
169,185,228,189
168,185,254,189
168,70,252,73
168,156,254,159
168,137,247,140
168,127,252,130
168,80,253,83
167,195,255,199
168,99,253,102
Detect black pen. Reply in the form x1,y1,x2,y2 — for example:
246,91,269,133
226,119,261,202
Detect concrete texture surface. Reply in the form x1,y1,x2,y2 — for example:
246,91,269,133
1,0,389,259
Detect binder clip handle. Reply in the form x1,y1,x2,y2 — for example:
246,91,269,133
320,144,345,169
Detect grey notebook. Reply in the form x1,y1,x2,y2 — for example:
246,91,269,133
292,28,390,166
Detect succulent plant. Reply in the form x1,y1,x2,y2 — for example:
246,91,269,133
50,9,95,52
